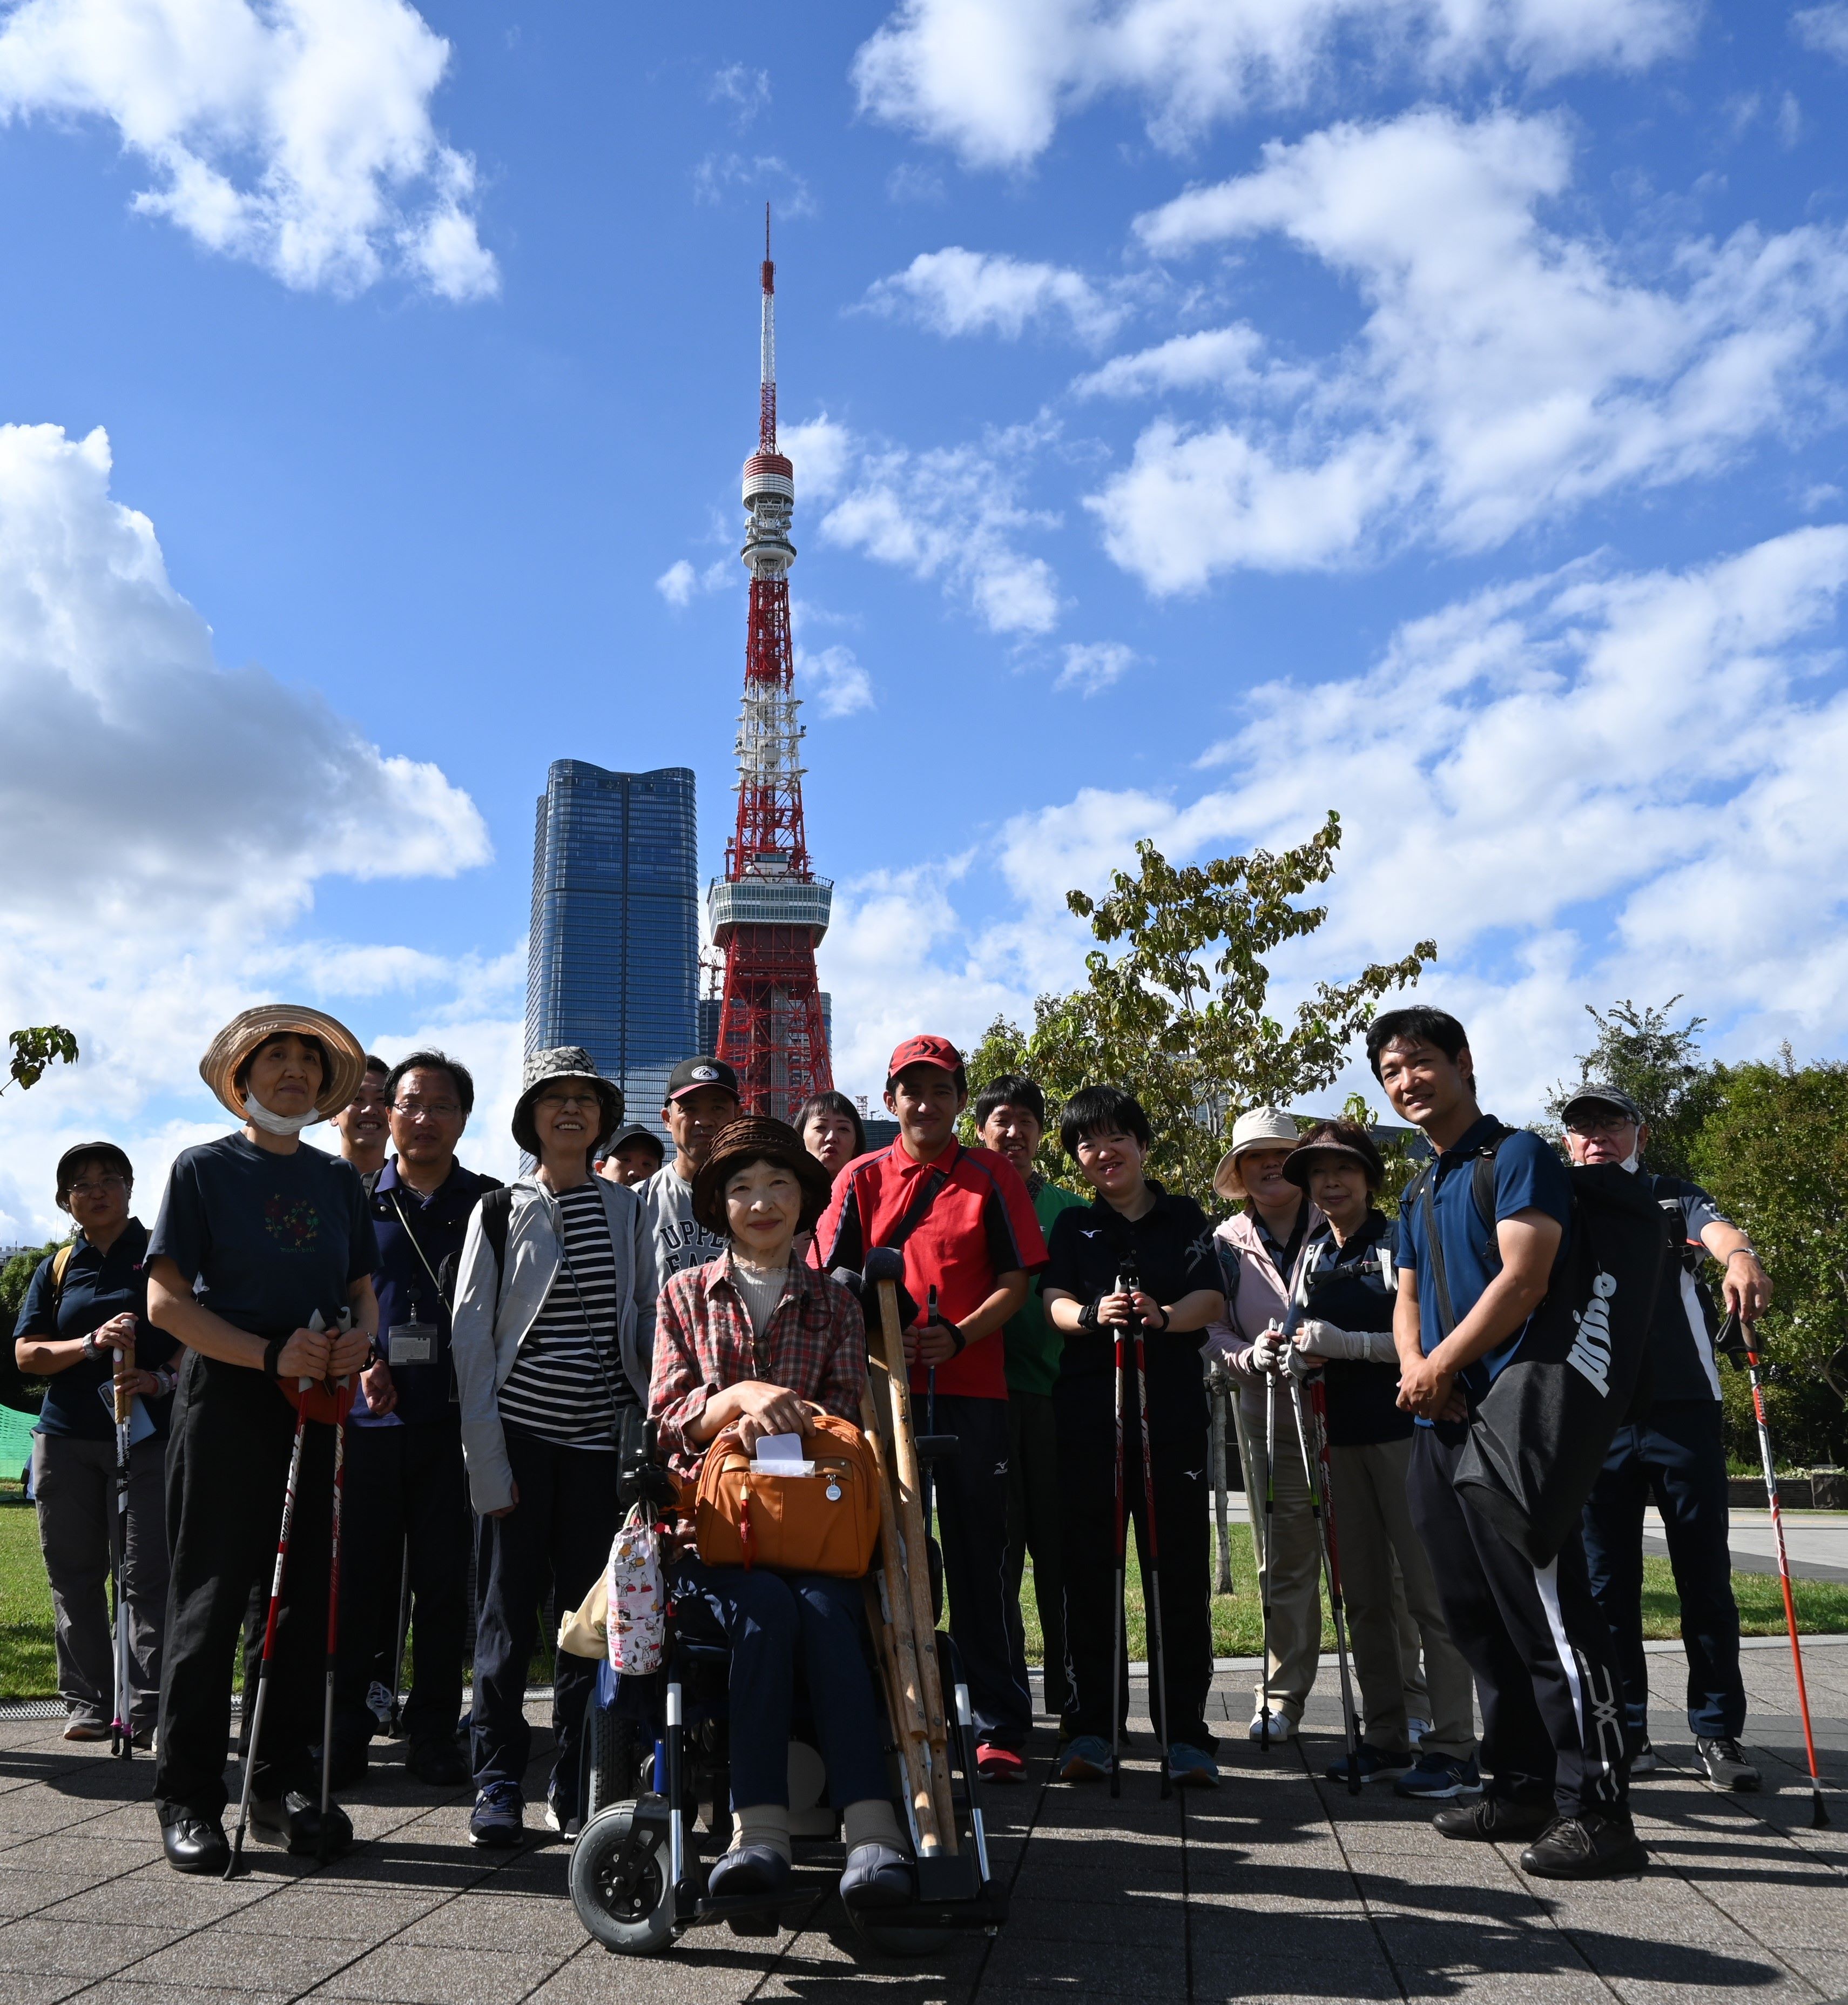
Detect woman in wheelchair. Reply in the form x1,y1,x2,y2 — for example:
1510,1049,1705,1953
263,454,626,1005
650,1115,916,1913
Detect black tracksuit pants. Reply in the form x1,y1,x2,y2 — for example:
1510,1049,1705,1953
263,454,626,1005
332,1419,471,1760
1055,1358,1215,1751
929,1392,1034,1751
155,1355,336,1824
1407,1425,1627,1817
1581,1400,1745,1741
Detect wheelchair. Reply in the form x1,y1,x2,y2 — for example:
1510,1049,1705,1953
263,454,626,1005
566,1424,1007,1959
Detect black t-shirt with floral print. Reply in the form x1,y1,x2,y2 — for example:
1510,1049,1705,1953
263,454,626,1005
151,1132,379,1338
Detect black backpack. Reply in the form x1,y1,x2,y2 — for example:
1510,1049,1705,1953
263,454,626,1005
1414,1125,1670,1566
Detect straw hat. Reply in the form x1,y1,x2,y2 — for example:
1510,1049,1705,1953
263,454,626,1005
1211,1105,1301,1203
199,1005,368,1123
692,1116,833,1237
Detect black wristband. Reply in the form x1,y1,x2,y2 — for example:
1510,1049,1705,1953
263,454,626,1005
1148,1303,1170,1331
1078,1299,1101,1333
262,1335,287,1380
946,1322,968,1356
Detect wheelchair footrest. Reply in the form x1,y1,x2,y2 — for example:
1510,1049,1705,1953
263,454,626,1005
914,1852,981,1903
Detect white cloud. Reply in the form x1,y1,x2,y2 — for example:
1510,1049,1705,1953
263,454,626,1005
0,421,505,1241
710,62,771,124
692,151,815,218
0,0,496,298
799,642,875,717
1091,108,1848,589
1074,324,1310,400
656,556,734,606
1792,4,1848,59
781,413,855,504
1055,639,1138,694
865,246,1125,343
852,0,1691,170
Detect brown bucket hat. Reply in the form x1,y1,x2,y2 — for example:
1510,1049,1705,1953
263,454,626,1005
692,1116,834,1237
198,1005,369,1123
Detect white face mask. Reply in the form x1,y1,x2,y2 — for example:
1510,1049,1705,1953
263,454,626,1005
244,1093,321,1137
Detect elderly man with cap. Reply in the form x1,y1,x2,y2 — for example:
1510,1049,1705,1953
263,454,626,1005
15,1142,179,1747
144,1006,379,1872
637,1058,743,1295
814,1034,1048,1781
1204,1105,1325,1740
1564,1083,1770,1792
448,1047,655,1848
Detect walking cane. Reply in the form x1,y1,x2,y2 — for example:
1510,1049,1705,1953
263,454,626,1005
1132,1310,1172,1800
109,1332,136,1760
1720,1313,1831,1827
1286,1368,1363,1797
1109,1270,1131,1800
387,1540,412,1738
1209,1364,1235,1597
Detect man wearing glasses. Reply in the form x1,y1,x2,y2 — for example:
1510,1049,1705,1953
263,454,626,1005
329,1051,500,1788
1562,1084,1771,1792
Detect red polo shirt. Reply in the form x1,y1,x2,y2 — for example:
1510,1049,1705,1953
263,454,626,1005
813,1139,1048,1400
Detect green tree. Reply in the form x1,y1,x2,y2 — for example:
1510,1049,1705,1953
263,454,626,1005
962,813,1436,1209
1691,1054,1848,1469
1547,998,1720,1181
2,1027,78,1096
0,1241,60,1415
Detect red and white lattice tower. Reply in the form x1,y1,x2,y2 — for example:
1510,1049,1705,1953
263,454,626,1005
709,211,833,1119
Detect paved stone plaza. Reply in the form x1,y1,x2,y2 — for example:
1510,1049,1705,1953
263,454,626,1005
0,1637,1842,2005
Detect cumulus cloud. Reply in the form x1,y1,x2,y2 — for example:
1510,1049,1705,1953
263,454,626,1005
1055,639,1138,694
864,246,1125,343
1090,108,1848,589
852,0,1691,169
656,555,734,605
710,62,771,123
1792,4,1848,59
693,151,815,218
0,421,502,1240
799,642,875,717
0,0,496,298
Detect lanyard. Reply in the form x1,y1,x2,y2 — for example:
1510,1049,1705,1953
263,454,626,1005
388,1188,448,1304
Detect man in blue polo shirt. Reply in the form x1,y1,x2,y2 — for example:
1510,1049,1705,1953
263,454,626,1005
331,1049,498,1788
1373,1006,1637,1880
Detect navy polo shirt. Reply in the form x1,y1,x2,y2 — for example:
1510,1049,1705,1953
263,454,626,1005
362,1157,500,1428
1395,1115,1572,1410
13,1222,177,1441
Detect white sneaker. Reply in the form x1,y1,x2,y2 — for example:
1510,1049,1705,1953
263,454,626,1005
366,1681,394,1730
1248,1709,1294,1742
1406,1717,1433,1745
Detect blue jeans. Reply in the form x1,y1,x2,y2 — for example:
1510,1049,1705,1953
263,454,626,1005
674,1556,890,1812
1581,1401,1744,1741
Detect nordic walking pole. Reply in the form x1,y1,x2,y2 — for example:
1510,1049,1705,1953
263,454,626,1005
320,1369,352,1859
1259,1370,1277,1753
109,1330,136,1760
1132,1309,1171,1800
1725,1313,1830,1827
1109,1273,1131,1800
1287,1367,1362,1798
387,1539,412,1738
1209,1364,1235,1597
923,1285,940,1547
1227,1388,1265,1583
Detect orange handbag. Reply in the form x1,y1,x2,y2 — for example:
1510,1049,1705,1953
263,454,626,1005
693,1411,882,1578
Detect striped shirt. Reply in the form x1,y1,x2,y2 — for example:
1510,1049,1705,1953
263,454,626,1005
498,1180,632,1449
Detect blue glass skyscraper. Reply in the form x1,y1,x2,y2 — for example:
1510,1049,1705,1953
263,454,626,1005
526,760,698,1134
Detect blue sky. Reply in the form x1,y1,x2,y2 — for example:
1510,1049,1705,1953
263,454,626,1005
3,0,1847,1233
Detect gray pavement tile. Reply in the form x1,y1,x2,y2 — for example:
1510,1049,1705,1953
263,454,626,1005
212,1888,450,1940
0,1919,180,1978
0,1838,163,1880
525,1941,779,2004
0,1878,112,1924
315,1943,568,2004
998,1890,1185,1945
0,1976,93,2005
977,1931,1189,1997
104,1986,293,2005
32,1869,276,1930
126,1928,360,1991
395,1893,594,1953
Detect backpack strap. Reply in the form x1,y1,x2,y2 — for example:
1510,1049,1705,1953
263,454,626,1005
1468,1122,1516,1274
477,1186,516,1286
49,1242,75,1312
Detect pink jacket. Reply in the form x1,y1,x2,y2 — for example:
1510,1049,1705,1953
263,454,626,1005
1203,1202,1325,1408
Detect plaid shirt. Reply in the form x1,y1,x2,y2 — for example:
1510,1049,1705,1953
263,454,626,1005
650,1252,868,1480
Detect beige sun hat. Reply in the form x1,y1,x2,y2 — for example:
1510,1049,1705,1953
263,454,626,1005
1211,1105,1302,1203
199,1005,369,1124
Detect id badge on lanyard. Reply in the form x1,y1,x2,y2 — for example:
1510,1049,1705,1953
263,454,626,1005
388,1315,437,1368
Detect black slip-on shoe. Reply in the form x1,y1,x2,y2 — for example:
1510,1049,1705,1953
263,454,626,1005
707,1845,792,1899
161,1814,231,1875
1520,1810,1646,1879
251,1792,353,1858
840,1842,915,1912
1433,1793,1554,1843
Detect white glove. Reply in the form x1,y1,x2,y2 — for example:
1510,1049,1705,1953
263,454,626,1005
1283,1335,1320,1378
1247,1328,1285,1375
1293,1319,1399,1365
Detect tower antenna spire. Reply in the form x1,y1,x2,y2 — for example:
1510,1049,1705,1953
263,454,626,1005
759,203,775,452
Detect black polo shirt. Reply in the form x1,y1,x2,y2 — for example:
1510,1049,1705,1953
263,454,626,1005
1295,1210,1409,1448
366,1157,500,1427
1042,1183,1222,1383
12,1221,177,1441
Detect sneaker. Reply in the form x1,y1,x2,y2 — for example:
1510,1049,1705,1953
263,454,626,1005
61,1719,108,1742
976,1741,1026,1784
1325,1744,1413,1786
1520,1809,1646,1879
1433,1792,1553,1842
469,1781,524,1848
1696,1736,1761,1792
1629,1737,1657,1775
1168,1743,1220,1788
1394,1753,1483,1801
1406,1715,1433,1745
366,1681,395,1733
1058,1735,1114,1783
1247,1708,1293,1743
543,1793,582,1842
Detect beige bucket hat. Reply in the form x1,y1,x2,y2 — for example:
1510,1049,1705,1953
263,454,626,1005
199,1005,369,1123
1211,1105,1301,1203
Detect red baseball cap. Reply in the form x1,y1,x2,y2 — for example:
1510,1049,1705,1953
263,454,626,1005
885,1034,965,1085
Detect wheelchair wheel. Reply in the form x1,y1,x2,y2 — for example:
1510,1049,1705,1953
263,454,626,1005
570,1802,675,1955
584,1704,643,1822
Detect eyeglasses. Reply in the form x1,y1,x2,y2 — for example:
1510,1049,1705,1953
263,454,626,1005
393,1100,462,1120
66,1176,126,1198
537,1091,602,1111
1566,1110,1635,1135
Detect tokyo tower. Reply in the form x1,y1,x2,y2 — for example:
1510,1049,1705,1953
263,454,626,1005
709,211,833,1119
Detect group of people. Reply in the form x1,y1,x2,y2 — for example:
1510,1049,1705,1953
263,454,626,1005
11,998,1771,1896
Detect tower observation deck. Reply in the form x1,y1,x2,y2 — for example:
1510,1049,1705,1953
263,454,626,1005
709,211,834,1119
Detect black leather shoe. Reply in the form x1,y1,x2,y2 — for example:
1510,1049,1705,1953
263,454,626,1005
251,1792,354,1857
162,1814,230,1875
1520,1810,1645,1879
407,1741,471,1788
1433,1793,1554,1842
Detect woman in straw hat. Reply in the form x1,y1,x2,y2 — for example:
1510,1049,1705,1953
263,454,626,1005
448,1047,653,1850
144,1006,379,1874
650,1115,915,1915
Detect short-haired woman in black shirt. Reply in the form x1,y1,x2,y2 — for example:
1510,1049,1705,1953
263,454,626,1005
1040,1085,1225,1791
145,1007,377,1874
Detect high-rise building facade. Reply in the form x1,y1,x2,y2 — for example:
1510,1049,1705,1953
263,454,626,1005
526,760,698,1134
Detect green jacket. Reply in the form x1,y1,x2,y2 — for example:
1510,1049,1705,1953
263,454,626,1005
1006,1176,1088,1397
